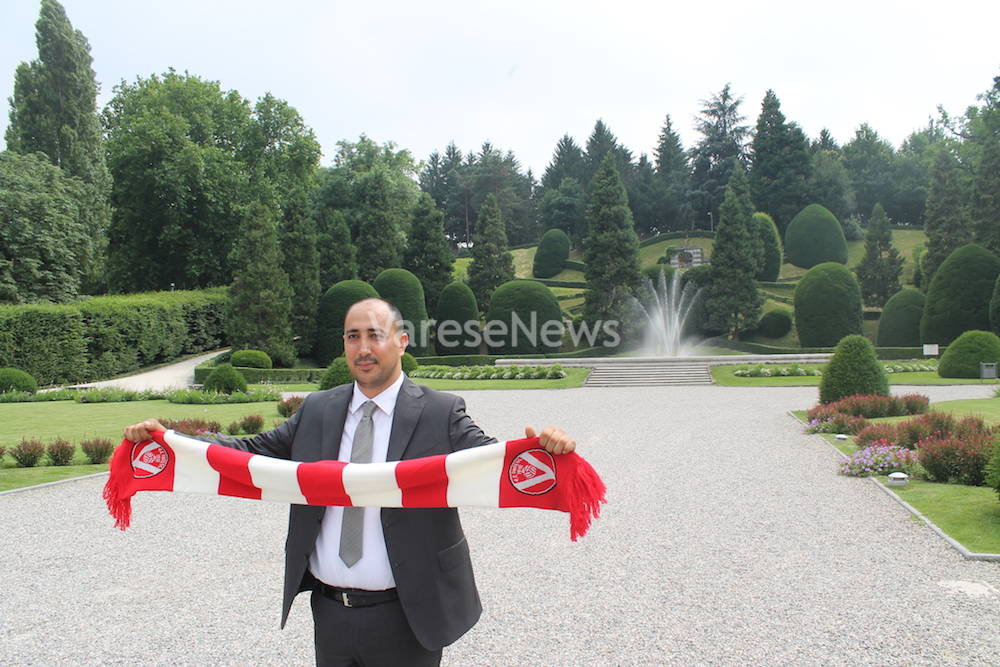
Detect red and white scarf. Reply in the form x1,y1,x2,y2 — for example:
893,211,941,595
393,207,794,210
104,430,606,540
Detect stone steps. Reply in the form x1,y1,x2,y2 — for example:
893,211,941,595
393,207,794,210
584,362,712,386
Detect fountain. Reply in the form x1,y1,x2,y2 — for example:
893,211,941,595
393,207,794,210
630,268,704,357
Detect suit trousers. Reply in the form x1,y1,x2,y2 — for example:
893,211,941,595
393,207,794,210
310,590,442,667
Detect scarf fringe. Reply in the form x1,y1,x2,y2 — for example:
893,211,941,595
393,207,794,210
566,454,607,541
103,438,133,530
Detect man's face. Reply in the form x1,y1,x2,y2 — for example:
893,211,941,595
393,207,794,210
343,300,408,396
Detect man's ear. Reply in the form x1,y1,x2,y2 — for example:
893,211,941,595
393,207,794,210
399,330,410,352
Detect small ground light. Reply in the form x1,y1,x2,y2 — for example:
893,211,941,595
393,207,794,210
835,434,848,440
888,472,908,486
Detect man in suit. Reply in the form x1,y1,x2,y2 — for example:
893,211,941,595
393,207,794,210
124,297,576,666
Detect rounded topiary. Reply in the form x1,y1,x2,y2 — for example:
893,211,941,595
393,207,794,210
753,212,783,281
819,334,889,403
876,288,925,347
755,309,792,339
793,262,863,347
0,368,38,394
435,281,481,355
230,349,273,369
988,273,1000,338
402,352,418,373
532,228,571,279
315,280,379,366
784,204,848,269
921,243,1000,346
204,363,248,394
318,357,353,390
937,330,1000,378
483,280,563,354
373,268,431,356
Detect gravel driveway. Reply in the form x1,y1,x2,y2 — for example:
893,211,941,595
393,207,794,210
1,384,998,666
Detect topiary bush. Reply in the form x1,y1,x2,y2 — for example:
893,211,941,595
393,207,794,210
819,335,889,403
315,280,379,366
230,349,273,369
435,281,481,356
402,352,418,373
0,367,38,394
319,357,353,390
755,309,792,339
483,280,564,355
784,204,848,269
532,228,572,279
46,438,75,466
921,243,1000,346
793,262,863,347
753,212,783,282
373,268,432,356
937,330,1000,378
876,288,925,347
204,363,248,394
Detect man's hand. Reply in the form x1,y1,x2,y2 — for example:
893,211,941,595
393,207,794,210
524,426,576,455
123,419,167,443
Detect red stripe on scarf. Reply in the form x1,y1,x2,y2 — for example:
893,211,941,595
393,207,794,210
206,444,262,500
297,460,351,506
395,454,449,507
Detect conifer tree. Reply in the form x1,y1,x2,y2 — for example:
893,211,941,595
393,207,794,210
541,134,588,190
971,114,1000,255
226,203,296,366
538,177,587,243
467,194,515,312
688,83,750,226
280,197,321,355
855,203,903,307
654,115,690,231
583,154,641,326
749,90,812,231
6,0,111,292
922,150,971,286
404,192,455,313
704,169,762,338
354,168,405,282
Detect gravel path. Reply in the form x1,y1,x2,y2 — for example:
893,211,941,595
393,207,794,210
1,383,998,666
64,349,225,392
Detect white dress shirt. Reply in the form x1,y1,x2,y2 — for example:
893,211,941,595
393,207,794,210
308,372,404,590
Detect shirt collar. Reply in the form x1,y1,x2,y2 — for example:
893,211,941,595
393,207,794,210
350,372,405,417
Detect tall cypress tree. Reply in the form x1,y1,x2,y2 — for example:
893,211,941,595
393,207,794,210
971,112,1000,255
404,192,455,313
654,115,690,232
749,90,812,231
226,203,296,366
467,194,515,312
541,134,587,191
922,150,972,287
583,154,641,326
855,203,903,307
354,167,405,282
704,168,762,338
6,0,111,292
281,197,322,356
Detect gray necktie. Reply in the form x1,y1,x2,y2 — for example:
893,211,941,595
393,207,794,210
339,400,377,567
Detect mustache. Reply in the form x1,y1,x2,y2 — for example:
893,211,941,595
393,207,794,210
353,356,378,364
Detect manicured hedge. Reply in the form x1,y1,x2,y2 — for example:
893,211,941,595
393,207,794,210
563,260,587,272
230,349,272,369
0,367,37,394
920,243,1000,346
638,230,715,248
937,330,1000,378
315,280,379,366
819,335,889,403
484,281,563,354
373,268,431,356
877,288,925,347
753,212,783,282
784,204,847,269
434,281,480,356
533,229,572,279
0,289,228,386
704,337,927,360
793,262,863,347
755,309,792,339
515,278,587,289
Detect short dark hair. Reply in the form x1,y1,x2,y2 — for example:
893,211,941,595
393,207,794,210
347,297,405,336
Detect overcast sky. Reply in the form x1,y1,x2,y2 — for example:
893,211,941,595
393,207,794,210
2,0,998,175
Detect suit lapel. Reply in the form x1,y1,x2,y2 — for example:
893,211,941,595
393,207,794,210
321,386,351,461
387,378,425,462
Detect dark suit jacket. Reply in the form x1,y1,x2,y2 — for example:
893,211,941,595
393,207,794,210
212,377,494,650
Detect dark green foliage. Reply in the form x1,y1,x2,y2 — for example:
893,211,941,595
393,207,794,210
46,438,74,466
937,330,1000,378
704,169,762,338
986,438,1000,501
583,154,641,327
230,350,272,369
315,280,379,365
877,288,925,347
749,90,812,230
319,357,353,390
794,262,863,347
0,151,87,304
755,310,792,339
753,212,782,281
539,177,587,243
434,281,481,355
855,203,903,307
653,115,691,232
541,135,588,191
225,203,296,367
843,124,897,222
0,368,38,394
991,275,1000,338
467,194,515,313
970,87,1000,255
922,150,971,287
403,192,454,313
533,229,572,279
204,363,248,394
402,352,418,373
373,268,431,356
784,204,848,269
642,265,676,283
280,204,322,356
819,335,889,403
806,149,854,225
483,281,563,355
688,84,750,225
920,243,1000,346
315,210,358,289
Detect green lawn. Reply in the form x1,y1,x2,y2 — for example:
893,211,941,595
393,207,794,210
276,368,591,393
638,238,713,268
511,246,537,278
0,463,108,492
779,229,927,284
712,365,994,387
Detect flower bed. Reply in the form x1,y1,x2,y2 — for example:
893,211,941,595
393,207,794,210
409,365,567,381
